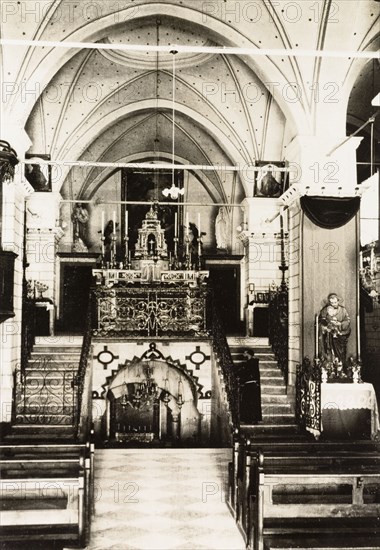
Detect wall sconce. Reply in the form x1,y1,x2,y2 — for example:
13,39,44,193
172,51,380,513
248,283,255,294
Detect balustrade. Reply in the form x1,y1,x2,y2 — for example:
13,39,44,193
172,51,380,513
92,284,209,338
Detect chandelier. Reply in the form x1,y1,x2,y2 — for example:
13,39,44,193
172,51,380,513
162,50,184,201
120,365,159,409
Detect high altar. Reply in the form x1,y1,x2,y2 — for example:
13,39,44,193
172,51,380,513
92,204,209,337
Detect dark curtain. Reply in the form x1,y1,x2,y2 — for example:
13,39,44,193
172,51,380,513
300,196,360,229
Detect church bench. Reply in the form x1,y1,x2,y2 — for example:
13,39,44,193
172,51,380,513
245,453,380,550
0,476,86,545
0,442,94,547
229,438,380,548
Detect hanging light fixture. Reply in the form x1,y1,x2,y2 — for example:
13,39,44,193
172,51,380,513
162,50,184,200
153,19,160,201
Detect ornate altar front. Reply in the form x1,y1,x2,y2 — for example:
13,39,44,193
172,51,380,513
296,356,379,440
92,204,209,338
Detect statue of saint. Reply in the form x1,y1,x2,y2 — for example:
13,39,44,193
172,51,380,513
318,293,351,364
215,207,229,250
72,203,89,252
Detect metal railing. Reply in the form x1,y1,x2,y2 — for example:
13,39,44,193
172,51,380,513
209,289,239,430
92,285,208,338
268,281,289,382
75,294,93,441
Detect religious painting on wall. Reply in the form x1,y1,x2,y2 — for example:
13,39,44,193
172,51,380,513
24,154,52,192
253,161,288,198
121,168,184,253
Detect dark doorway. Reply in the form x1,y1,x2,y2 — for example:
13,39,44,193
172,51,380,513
253,307,269,337
208,265,243,335
60,265,93,333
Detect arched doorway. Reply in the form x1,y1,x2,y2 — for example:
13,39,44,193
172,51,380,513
104,358,202,447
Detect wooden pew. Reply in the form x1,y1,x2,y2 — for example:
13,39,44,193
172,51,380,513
249,452,380,550
229,436,380,548
0,442,94,547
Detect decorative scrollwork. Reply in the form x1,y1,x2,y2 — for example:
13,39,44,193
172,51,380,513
92,286,208,337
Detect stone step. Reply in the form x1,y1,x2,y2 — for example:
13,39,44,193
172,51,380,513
241,423,301,436
261,384,286,394
15,415,75,425
261,414,296,425
31,348,81,354
262,403,292,414
259,368,284,377
30,354,80,362
16,404,75,414
23,367,77,375
261,394,290,404
11,423,75,433
260,376,284,385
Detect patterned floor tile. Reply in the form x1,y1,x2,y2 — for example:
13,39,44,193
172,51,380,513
65,448,245,550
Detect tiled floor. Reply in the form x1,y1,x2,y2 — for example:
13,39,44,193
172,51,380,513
69,448,245,550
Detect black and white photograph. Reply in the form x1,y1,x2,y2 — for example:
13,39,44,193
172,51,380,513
0,1,379,549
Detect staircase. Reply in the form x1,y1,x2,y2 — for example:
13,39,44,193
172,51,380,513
229,340,299,435
9,338,83,441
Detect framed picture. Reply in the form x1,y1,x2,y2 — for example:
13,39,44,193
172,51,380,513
25,154,52,192
254,161,288,198
121,168,184,253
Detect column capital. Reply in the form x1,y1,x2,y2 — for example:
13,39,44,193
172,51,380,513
26,192,63,229
282,134,364,207
0,126,32,159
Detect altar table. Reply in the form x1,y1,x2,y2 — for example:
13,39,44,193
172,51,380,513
318,382,379,440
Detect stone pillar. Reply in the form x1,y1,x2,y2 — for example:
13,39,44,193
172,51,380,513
171,413,180,441
25,192,64,306
283,134,364,386
0,129,33,424
239,198,285,336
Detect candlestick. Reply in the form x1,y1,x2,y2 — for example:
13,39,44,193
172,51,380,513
315,314,319,358
357,314,361,360
101,211,105,257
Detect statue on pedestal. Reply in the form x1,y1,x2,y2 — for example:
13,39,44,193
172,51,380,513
215,207,229,251
72,203,89,252
318,293,351,364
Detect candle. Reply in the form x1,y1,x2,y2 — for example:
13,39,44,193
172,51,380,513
357,315,361,360
315,314,319,358
186,212,189,236
113,211,116,232
198,213,201,236
125,209,128,236
243,209,247,229
101,211,105,255
174,212,178,237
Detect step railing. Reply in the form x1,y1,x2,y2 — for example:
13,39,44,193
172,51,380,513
74,292,93,442
209,289,239,431
268,281,288,382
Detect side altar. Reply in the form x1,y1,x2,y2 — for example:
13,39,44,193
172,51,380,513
92,204,210,338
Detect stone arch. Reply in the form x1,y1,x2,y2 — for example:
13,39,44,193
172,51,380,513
55,99,249,194
13,3,308,134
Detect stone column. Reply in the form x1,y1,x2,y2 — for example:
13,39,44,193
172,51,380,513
239,198,284,336
25,192,64,307
283,134,364,386
0,129,33,425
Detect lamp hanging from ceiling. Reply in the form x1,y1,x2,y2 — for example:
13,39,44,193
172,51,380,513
162,50,184,200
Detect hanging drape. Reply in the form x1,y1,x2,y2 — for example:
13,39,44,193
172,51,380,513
300,196,361,229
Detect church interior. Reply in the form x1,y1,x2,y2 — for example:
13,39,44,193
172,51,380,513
0,1,380,548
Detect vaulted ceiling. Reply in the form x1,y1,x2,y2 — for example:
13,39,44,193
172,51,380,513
1,0,379,200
